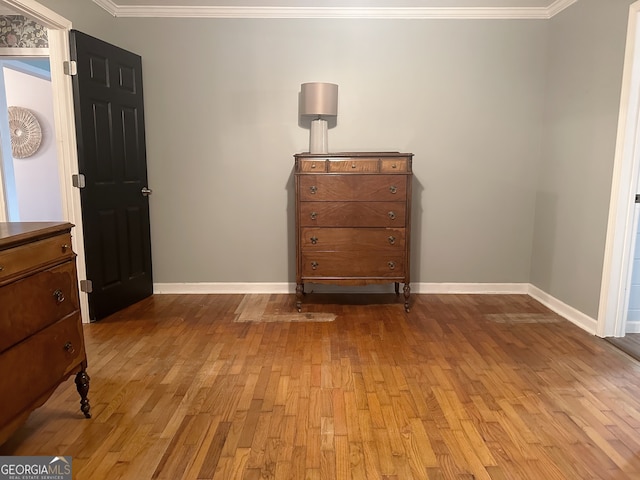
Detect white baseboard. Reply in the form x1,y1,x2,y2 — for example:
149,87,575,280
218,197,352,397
412,282,529,294
625,321,640,334
153,282,529,295
527,284,598,334
152,281,597,334
153,282,293,294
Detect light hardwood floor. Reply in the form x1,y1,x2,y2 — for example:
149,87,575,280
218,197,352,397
2,293,640,479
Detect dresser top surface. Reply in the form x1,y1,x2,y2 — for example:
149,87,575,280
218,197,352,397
0,222,74,249
295,152,413,159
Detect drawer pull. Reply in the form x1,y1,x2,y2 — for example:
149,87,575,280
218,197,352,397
351,163,357,169
62,244,70,253
392,163,397,169
311,163,317,169
310,236,318,245
310,185,317,194
388,236,396,245
389,186,397,194
310,212,318,220
311,261,319,270
53,289,65,304
64,342,75,354
0,265,3,272
388,261,396,270
388,211,396,220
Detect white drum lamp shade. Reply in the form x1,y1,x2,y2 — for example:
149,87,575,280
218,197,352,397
301,82,338,154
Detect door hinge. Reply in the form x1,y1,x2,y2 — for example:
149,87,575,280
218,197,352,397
72,174,85,189
80,279,93,293
63,60,77,76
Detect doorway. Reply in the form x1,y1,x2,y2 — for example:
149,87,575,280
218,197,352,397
607,205,640,360
599,1,640,361
0,0,90,322
0,57,64,222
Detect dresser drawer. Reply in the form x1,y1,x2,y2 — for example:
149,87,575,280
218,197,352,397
328,159,379,173
381,158,409,172
0,261,79,354
299,175,407,201
301,252,405,277
0,313,85,423
0,233,73,283
298,159,327,172
300,227,405,252
300,202,406,227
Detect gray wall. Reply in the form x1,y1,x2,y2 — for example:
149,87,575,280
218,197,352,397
38,0,635,321
531,0,634,318
40,0,548,285
140,18,547,284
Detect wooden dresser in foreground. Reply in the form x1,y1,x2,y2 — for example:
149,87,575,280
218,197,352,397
0,222,90,445
295,152,413,312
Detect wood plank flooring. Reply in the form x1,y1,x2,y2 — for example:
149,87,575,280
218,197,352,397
608,333,640,363
2,293,640,479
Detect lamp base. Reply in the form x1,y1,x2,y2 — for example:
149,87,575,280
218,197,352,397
309,118,328,154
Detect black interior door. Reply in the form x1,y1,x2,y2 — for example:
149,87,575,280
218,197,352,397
70,30,153,321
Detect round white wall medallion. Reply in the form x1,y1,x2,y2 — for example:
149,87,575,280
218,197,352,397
8,106,42,159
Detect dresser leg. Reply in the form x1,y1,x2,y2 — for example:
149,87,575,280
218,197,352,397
296,283,304,312
75,369,91,418
403,284,411,312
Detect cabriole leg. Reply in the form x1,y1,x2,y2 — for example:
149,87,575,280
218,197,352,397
403,284,411,312
296,283,304,312
75,369,91,419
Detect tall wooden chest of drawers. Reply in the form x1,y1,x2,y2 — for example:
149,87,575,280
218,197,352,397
295,152,413,312
0,222,91,445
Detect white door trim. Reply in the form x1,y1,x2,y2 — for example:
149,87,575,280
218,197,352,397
0,0,90,323
598,1,640,337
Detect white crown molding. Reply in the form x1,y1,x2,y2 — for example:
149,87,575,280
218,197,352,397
92,0,579,19
547,0,578,17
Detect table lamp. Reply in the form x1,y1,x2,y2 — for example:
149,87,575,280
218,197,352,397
300,82,338,154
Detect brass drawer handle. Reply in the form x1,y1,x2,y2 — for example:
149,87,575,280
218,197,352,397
311,163,317,169
311,261,319,270
310,236,318,245
392,163,397,169
388,261,396,270
388,211,396,220
310,212,318,220
0,265,4,272
389,186,397,194
53,289,65,304
310,186,317,194
62,244,70,253
64,342,75,354
351,163,357,169
388,236,396,245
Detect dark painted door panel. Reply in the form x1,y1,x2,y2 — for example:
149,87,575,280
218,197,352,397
70,30,153,321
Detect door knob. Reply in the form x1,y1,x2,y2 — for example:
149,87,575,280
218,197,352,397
141,187,153,197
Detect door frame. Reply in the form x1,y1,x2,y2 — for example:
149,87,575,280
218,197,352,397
598,1,640,337
0,0,90,322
